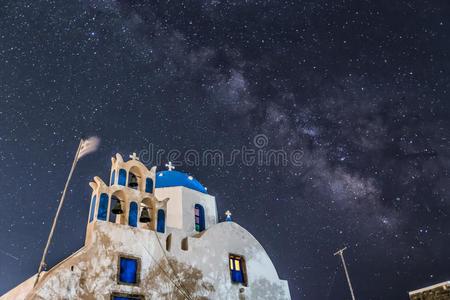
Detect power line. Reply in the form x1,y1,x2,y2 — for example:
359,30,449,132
152,230,194,300
133,231,193,300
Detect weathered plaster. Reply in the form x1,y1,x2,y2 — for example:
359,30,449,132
1,154,290,300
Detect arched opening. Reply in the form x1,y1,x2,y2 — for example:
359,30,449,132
129,202,138,227
157,209,165,233
140,198,154,230
118,169,127,186
128,172,138,190
145,178,153,193
128,166,142,190
195,204,205,232
89,195,97,223
166,234,172,251
97,193,109,221
110,190,127,225
110,169,116,186
181,237,188,251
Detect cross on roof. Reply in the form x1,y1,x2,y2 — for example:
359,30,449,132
225,210,232,219
165,161,175,171
129,153,139,161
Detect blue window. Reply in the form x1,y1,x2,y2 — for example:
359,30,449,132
128,202,138,227
145,178,153,193
111,170,116,185
97,193,109,221
157,209,165,233
89,195,96,223
119,257,138,284
194,204,205,232
118,169,127,186
229,255,246,285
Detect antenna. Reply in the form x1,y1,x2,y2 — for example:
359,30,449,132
334,247,356,300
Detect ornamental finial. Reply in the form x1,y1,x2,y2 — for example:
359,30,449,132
165,161,175,171
225,210,232,221
129,153,139,161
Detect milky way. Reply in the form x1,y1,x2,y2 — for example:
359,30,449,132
0,1,449,299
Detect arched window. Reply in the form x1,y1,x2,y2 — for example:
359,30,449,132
89,195,97,223
195,204,205,232
110,170,116,185
129,202,138,227
181,237,188,251
166,234,172,251
157,209,165,233
229,254,247,285
118,169,127,186
128,172,138,190
97,193,109,221
145,178,153,193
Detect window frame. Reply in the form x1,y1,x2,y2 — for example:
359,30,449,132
117,254,141,286
110,292,144,300
228,253,248,286
194,204,206,232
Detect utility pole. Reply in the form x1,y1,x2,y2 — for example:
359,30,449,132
334,247,356,300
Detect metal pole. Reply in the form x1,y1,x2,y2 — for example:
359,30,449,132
334,247,356,300
34,139,83,287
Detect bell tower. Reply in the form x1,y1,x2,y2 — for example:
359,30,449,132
85,153,169,245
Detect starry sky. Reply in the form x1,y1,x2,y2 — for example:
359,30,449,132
0,0,449,299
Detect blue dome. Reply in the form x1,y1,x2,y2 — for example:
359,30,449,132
155,171,208,194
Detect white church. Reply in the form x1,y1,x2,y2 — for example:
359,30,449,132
2,153,291,299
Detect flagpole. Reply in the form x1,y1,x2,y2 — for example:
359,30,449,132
334,247,356,300
34,139,84,287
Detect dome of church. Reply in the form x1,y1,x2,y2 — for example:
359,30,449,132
156,170,208,194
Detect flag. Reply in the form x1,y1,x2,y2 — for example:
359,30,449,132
78,136,100,159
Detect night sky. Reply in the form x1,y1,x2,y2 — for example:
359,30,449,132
0,1,449,299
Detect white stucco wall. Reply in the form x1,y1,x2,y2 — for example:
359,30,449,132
156,186,217,234
169,221,291,299
155,186,183,229
1,155,289,299
2,220,290,300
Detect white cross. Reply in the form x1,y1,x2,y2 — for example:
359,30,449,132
129,153,139,161
165,161,175,171
225,210,232,219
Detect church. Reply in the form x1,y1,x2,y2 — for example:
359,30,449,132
1,153,291,299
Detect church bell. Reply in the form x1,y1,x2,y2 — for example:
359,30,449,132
139,207,151,223
128,174,138,188
112,201,123,215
